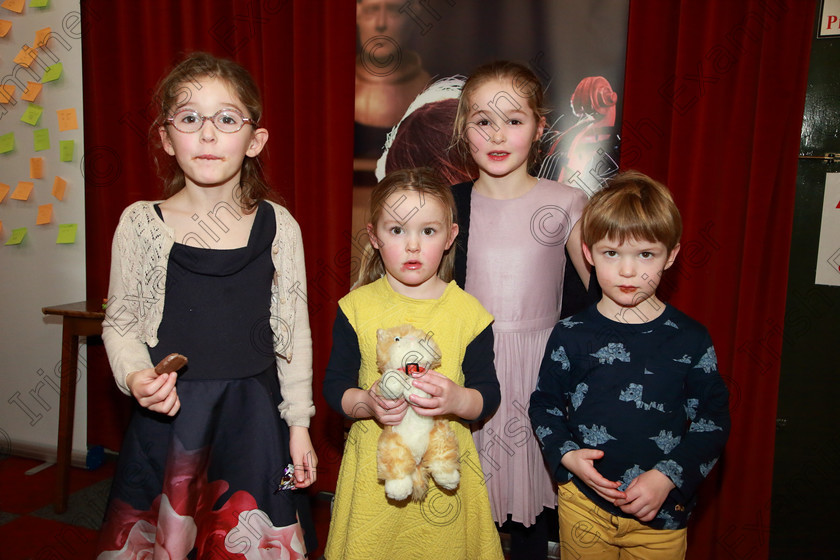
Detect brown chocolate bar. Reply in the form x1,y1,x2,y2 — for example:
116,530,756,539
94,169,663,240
154,353,188,374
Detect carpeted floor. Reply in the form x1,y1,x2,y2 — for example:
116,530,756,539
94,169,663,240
0,454,332,559
0,455,114,559
0,454,534,559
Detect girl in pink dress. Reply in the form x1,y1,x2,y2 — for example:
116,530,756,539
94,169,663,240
450,60,591,559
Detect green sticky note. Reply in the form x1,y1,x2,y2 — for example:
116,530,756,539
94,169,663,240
5,227,27,246
41,62,62,83
0,132,13,154
20,103,44,126
34,128,50,151
59,139,73,161
56,223,77,244
30,0,51,7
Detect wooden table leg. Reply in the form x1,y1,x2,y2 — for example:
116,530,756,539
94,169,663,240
55,319,79,514
42,301,106,515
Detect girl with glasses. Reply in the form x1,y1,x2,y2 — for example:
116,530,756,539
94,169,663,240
97,52,317,558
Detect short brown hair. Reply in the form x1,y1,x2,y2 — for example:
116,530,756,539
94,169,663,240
581,170,682,252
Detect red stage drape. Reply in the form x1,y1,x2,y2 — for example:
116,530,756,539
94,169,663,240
621,1,815,558
81,0,354,491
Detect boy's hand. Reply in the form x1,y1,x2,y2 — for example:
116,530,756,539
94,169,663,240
561,449,626,502
613,468,676,522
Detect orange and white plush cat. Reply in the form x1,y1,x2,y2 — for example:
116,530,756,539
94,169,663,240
375,325,460,501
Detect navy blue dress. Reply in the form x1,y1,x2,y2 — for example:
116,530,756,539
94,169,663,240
98,202,316,558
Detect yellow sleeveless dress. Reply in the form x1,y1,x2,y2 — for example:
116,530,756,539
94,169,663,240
324,278,504,560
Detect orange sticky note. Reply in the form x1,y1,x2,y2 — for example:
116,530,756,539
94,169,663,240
36,203,53,225
30,157,44,178
0,182,9,202
13,45,37,68
52,176,66,200
56,108,78,131
11,181,34,201
0,84,15,103
1,0,24,14
21,82,42,102
34,26,51,48
0,19,11,37
0,221,3,235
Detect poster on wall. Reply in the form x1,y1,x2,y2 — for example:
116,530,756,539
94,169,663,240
354,0,629,194
815,172,840,286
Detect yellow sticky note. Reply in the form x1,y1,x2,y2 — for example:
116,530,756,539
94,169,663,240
56,223,76,244
0,182,9,202
0,132,14,153
52,176,66,200
33,128,49,151
41,62,62,83
0,19,11,37
21,82,43,102
0,84,15,104
13,45,37,68
5,227,27,246
20,103,43,126
1,0,24,14
11,181,34,201
30,157,43,178
34,26,50,48
59,139,73,161
56,108,78,131
36,203,52,225
30,0,50,7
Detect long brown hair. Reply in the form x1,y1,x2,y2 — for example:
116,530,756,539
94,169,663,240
152,52,273,210
452,60,549,177
355,167,457,289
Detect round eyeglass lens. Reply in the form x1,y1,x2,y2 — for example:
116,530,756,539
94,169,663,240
171,110,203,133
214,110,245,133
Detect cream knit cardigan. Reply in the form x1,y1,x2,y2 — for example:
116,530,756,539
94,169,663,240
101,200,314,427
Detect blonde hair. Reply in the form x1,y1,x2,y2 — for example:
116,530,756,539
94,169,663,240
452,60,548,177
580,170,682,252
355,167,457,288
152,52,274,209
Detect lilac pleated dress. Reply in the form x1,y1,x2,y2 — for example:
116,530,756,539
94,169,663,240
466,178,587,526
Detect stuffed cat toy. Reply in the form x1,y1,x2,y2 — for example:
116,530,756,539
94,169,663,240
375,324,460,501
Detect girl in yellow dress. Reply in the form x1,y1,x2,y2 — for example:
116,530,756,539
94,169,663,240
322,167,504,560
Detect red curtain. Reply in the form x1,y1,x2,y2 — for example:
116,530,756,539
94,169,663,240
82,0,354,491
621,1,815,557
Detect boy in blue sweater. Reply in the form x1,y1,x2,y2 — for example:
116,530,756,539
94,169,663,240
529,171,729,559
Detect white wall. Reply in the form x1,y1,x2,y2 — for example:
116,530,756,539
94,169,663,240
0,0,87,465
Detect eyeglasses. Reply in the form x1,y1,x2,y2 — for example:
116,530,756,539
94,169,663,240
165,108,256,134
